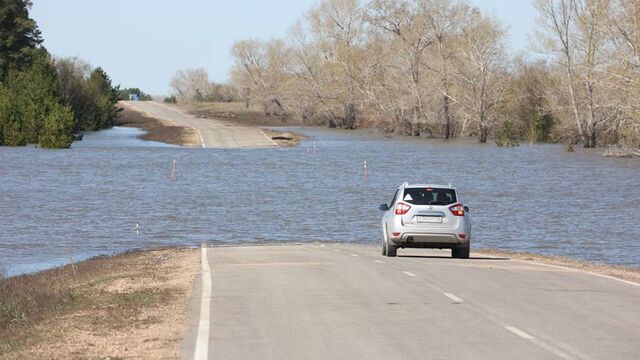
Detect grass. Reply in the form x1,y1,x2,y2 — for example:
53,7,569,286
183,101,262,113
0,249,193,358
0,302,25,324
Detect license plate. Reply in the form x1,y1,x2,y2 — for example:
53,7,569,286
417,216,441,223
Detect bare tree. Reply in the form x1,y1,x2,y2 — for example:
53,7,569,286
535,0,585,143
306,0,368,128
456,11,508,143
422,0,472,138
169,68,210,102
606,0,640,147
573,0,611,147
368,0,435,135
230,39,291,115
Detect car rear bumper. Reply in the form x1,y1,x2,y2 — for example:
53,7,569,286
390,232,469,248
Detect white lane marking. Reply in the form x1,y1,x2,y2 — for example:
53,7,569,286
505,325,575,359
350,254,360,257
555,341,597,360
402,271,417,277
333,248,340,252
193,127,205,148
193,245,212,360
518,260,640,288
443,292,464,303
373,260,385,264
531,338,575,360
505,326,535,340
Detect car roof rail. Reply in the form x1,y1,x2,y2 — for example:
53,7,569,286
401,181,409,187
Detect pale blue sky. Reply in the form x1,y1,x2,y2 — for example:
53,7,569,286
31,0,537,95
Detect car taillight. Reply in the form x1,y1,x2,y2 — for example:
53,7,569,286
449,204,465,216
395,202,411,215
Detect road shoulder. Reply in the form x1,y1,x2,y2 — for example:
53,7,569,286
0,248,199,359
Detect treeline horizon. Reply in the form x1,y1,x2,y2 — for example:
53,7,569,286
0,0,121,148
215,0,639,149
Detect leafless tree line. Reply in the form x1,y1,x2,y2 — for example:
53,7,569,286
170,68,238,103
226,0,639,147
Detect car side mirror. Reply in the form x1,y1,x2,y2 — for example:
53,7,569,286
379,204,389,211
464,206,470,213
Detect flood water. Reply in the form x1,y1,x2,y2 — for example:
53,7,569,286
1,126,639,275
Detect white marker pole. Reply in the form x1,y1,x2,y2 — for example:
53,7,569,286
363,160,368,182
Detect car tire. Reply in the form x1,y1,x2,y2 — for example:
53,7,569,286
385,241,397,257
381,240,387,256
452,245,470,259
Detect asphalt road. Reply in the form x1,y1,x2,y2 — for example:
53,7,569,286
181,244,640,360
123,101,276,148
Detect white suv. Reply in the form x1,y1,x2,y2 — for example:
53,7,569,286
379,183,471,258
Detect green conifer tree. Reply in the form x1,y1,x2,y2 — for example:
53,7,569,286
0,0,42,82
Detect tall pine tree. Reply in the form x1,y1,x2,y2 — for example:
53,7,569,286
0,0,42,82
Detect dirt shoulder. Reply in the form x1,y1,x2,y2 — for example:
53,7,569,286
116,102,200,147
475,248,640,284
0,248,199,360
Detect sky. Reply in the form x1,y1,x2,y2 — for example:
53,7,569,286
31,0,537,96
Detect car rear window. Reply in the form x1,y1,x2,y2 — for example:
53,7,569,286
402,188,457,205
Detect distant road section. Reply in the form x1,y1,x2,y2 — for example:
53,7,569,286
181,244,640,360
123,101,276,148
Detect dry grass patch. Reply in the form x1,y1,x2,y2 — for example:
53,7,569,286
0,247,199,359
180,101,303,127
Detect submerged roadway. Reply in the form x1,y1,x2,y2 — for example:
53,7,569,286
181,244,639,360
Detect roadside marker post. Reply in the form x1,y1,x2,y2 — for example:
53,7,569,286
363,160,368,182
170,160,176,181
65,244,78,282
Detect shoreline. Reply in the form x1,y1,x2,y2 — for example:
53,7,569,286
1,244,637,358
179,101,640,157
118,101,638,157
3,244,638,282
